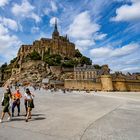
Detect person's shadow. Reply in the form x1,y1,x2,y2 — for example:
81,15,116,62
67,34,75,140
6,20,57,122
10,113,46,122
31,113,46,121
32,117,46,121
32,113,45,117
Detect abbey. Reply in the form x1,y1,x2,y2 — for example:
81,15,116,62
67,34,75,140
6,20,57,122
17,19,75,64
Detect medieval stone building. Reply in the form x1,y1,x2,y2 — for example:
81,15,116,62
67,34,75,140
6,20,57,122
74,65,99,80
74,65,110,81
17,19,75,65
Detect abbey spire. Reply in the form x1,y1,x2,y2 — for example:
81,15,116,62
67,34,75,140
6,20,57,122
52,18,59,38
54,18,58,32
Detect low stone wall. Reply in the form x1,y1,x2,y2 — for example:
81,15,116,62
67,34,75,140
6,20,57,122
113,79,127,91
113,79,140,92
126,80,140,91
64,79,101,91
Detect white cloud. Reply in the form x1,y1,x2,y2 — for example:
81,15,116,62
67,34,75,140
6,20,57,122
44,1,58,15
121,67,140,72
68,11,100,39
113,0,130,2
0,24,8,35
44,8,50,15
131,0,140,3
90,47,111,58
0,0,9,7
125,58,140,65
51,1,58,12
12,0,34,15
31,26,39,33
67,11,106,52
75,39,95,51
89,43,140,72
111,43,139,57
0,24,21,63
94,33,107,40
0,17,18,31
90,43,139,58
12,0,41,22
111,0,140,21
76,40,95,47
49,17,59,27
30,13,41,23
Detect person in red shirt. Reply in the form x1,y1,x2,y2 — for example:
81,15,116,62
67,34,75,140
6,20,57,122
12,89,22,117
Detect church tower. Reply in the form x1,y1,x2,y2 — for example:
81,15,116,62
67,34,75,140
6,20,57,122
52,18,59,39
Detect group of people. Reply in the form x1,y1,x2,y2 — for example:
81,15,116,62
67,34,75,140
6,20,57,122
0,87,35,123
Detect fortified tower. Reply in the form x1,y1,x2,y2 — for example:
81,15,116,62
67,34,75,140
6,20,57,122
101,75,113,91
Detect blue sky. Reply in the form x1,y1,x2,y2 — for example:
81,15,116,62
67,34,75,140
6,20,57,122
0,0,140,73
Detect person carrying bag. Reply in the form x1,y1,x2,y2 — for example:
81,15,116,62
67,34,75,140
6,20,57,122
0,88,12,123
24,88,35,122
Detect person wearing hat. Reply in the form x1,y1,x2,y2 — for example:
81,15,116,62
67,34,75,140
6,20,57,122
12,88,22,117
0,87,12,123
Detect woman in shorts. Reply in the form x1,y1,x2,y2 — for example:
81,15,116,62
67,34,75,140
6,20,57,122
24,88,34,122
0,88,12,123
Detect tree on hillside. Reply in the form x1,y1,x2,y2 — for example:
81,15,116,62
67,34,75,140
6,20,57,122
0,63,7,72
52,54,62,64
75,49,83,58
10,57,17,64
62,59,78,68
64,57,70,61
80,56,92,65
44,49,51,57
30,51,41,60
94,64,101,69
44,54,62,66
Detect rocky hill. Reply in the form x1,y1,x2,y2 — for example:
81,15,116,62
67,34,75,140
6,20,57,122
0,20,94,85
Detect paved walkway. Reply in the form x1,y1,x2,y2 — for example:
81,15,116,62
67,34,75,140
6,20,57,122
0,88,140,140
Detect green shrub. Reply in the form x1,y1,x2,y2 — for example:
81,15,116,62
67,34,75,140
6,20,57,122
80,56,92,65
0,63,7,72
30,51,41,60
62,59,78,68
10,57,17,64
44,54,62,66
75,49,83,58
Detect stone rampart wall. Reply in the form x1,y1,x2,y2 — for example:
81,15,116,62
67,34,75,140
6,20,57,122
64,79,101,91
126,80,140,91
64,77,140,92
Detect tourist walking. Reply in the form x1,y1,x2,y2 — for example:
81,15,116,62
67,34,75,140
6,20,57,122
0,88,12,123
24,88,34,122
12,89,22,117
24,88,29,116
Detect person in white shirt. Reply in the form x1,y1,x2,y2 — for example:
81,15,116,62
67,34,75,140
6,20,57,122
24,88,34,122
